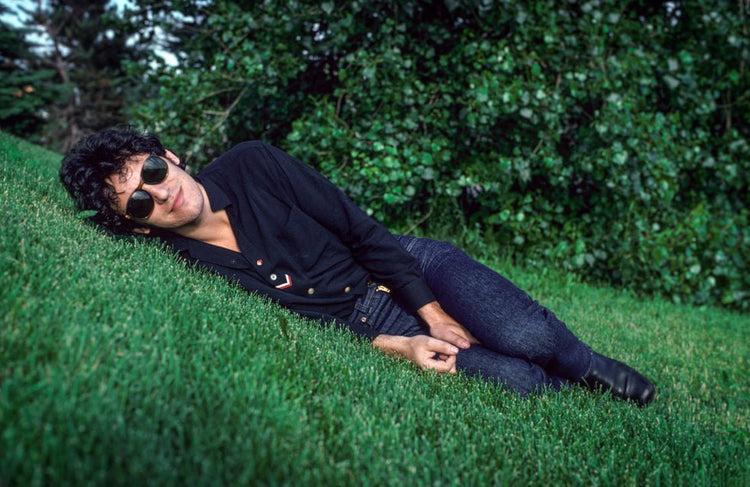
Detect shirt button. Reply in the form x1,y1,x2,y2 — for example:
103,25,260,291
360,316,367,323
256,259,263,266
270,274,277,281
344,286,351,293
307,288,315,295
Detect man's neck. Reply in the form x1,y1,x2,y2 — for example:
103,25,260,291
173,183,241,253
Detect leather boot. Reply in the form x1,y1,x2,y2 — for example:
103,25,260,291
580,352,656,407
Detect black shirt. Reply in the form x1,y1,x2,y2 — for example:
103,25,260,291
164,141,436,327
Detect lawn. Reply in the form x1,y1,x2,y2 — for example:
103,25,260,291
1,131,748,485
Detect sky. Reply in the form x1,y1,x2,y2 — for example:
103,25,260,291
2,0,135,26
1,0,176,66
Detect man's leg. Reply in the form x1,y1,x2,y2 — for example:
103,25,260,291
455,344,570,396
396,236,655,405
397,236,592,381
349,283,567,395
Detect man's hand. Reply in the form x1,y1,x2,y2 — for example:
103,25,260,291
417,301,479,349
372,334,459,374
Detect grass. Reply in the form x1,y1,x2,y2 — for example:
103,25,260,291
1,130,748,486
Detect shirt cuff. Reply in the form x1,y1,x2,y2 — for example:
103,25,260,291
392,278,436,313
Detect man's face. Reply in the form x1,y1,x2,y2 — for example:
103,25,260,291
105,151,206,232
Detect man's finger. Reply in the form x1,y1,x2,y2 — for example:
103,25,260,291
440,355,457,373
431,327,469,349
454,324,480,345
446,330,471,350
426,354,456,373
466,329,480,345
428,337,460,356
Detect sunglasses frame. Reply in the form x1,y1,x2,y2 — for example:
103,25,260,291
124,154,169,220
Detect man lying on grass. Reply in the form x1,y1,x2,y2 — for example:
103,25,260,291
60,127,656,406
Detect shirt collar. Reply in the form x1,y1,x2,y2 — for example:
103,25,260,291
198,176,230,212
160,175,248,269
163,234,249,269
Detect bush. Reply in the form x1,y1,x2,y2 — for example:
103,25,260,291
130,0,749,310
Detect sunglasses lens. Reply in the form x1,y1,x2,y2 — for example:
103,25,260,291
141,156,168,185
126,190,154,219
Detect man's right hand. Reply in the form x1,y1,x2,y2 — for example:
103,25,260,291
372,334,459,374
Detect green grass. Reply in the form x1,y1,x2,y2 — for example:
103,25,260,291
1,131,748,486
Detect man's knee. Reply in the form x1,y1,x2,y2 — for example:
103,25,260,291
420,238,462,268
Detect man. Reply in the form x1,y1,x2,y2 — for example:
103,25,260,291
60,127,656,406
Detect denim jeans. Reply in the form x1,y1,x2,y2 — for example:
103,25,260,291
347,235,593,396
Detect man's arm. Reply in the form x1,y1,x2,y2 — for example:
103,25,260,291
259,143,437,312
372,334,459,374
247,143,478,350
372,301,479,375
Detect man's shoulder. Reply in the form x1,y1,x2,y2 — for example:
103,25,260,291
197,141,293,195
218,140,270,161
228,140,284,157
200,141,272,174
230,140,270,152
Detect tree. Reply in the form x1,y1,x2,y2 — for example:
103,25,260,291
19,0,147,151
0,4,57,139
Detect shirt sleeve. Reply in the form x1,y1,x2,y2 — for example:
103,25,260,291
256,142,436,312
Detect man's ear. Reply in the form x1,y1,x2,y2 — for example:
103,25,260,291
133,227,151,235
164,149,184,169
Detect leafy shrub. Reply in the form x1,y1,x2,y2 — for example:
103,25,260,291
129,0,749,310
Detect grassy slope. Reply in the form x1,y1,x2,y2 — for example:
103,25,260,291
1,131,747,486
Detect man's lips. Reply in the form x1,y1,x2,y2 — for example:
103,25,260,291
171,187,183,213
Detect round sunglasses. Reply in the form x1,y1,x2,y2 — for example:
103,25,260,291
125,155,169,220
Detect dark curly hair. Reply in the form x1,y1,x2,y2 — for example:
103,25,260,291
60,126,172,235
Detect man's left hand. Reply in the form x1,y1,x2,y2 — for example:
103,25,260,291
417,301,479,349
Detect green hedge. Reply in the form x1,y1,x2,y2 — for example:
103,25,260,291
131,0,749,310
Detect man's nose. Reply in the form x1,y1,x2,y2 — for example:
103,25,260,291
146,181,170,204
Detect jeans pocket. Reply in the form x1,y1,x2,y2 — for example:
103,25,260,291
348,283,377,330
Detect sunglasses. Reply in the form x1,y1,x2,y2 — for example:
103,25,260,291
125,155,169,220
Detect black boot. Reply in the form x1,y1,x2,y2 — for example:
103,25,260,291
580,352,656,407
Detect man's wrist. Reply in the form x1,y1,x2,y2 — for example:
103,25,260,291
417,300,446,327
372,334,411,357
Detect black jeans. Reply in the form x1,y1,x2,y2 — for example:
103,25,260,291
348,236,593,395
